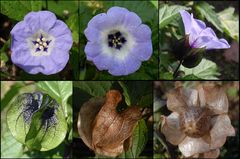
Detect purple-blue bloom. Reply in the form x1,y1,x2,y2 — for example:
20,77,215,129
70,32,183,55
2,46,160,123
11,11,73,75
179,10,230,50
84,6,152,76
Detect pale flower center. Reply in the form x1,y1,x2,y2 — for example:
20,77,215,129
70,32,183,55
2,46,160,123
32,34,52,52
180,107,211,138
27,29,55,57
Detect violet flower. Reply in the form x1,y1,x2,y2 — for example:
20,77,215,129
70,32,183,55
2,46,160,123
179,10,230,50
11,11,73,75
84,6,152,76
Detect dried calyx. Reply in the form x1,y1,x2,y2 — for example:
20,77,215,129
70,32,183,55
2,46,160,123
78,90,142,157
161,85,235,158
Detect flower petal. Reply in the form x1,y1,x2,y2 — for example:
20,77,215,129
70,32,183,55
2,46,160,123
54,33,73,51
131,41,152,61
23,12,40,33
122,53,141,75
108,57,127,76
192,28,230,50
198,85,228,114
84,26,100,42
179,10,206,36
93,53,113,71
39,11,57,32
131,24,152,42
49,47,69,67
179,136,210,157
48,20,72,38
107,7,142,27
204,38,230,50
167,87,198,113
161,112,186,145
210,114,235,149
85,42,102,60
10,21,32,41
87,13,111,30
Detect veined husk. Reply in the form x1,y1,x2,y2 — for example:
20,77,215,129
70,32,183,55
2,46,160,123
161,85,235,158
78,90,142,157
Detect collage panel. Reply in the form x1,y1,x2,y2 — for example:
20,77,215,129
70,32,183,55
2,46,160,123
1,81,72,158
79,1,158,80
72,81,153,158
159,1,239,80
154,81,239,158
0,1,79,80
0,0,240,159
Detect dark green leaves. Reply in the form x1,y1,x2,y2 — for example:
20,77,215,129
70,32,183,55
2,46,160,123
0,0,42,21
180,58,220,79
118,119,148,158
159,4,189,29
74,81,113,97
195,2,223,32
119,81,153,107
7,92,67,151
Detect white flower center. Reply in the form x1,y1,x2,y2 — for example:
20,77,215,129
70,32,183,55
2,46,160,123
27,30,55,56
100,25,136,60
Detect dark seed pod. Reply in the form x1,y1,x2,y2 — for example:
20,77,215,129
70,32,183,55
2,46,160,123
14,92,59,130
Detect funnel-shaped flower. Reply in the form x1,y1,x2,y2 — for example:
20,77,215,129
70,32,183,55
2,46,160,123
161,85,235,158
179,10,230,50
84,6,152,76
11,11,73,75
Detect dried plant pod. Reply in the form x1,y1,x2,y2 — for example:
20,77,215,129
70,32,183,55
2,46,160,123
78,90,142,157
161,85,235,158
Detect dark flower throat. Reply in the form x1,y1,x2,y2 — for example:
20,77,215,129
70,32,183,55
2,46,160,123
108,31,126,50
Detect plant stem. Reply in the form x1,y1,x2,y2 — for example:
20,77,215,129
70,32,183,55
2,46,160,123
154,130,175,159
173,59,183,79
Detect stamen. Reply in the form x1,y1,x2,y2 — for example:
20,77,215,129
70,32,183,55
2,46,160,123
108,31,126,50
32,34,51,53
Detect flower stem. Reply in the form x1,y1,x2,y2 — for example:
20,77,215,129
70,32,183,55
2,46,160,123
154,130,175,159
173,59,183,79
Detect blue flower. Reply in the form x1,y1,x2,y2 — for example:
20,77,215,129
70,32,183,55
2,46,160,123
179,10,230,50
84,7,152,76
11,11,73,75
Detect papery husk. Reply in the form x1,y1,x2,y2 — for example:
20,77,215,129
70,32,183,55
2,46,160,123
198,85,228,114
167,87,198,113
161,112,186,145
78,90,142,157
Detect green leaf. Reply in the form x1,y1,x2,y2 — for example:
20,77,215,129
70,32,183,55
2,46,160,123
74,81,113,97
37,81,72,117
119,81,152,107
7,93,67,151
103,1,158,25
150,1,158,9
47,0,78,17
118,119,148,158
65,13,79,43
180,74,202,80
159,4,189,29
1,82,25,111
180,58,220,79
195,2,223,32
0,0,42,21
217,7,239,42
